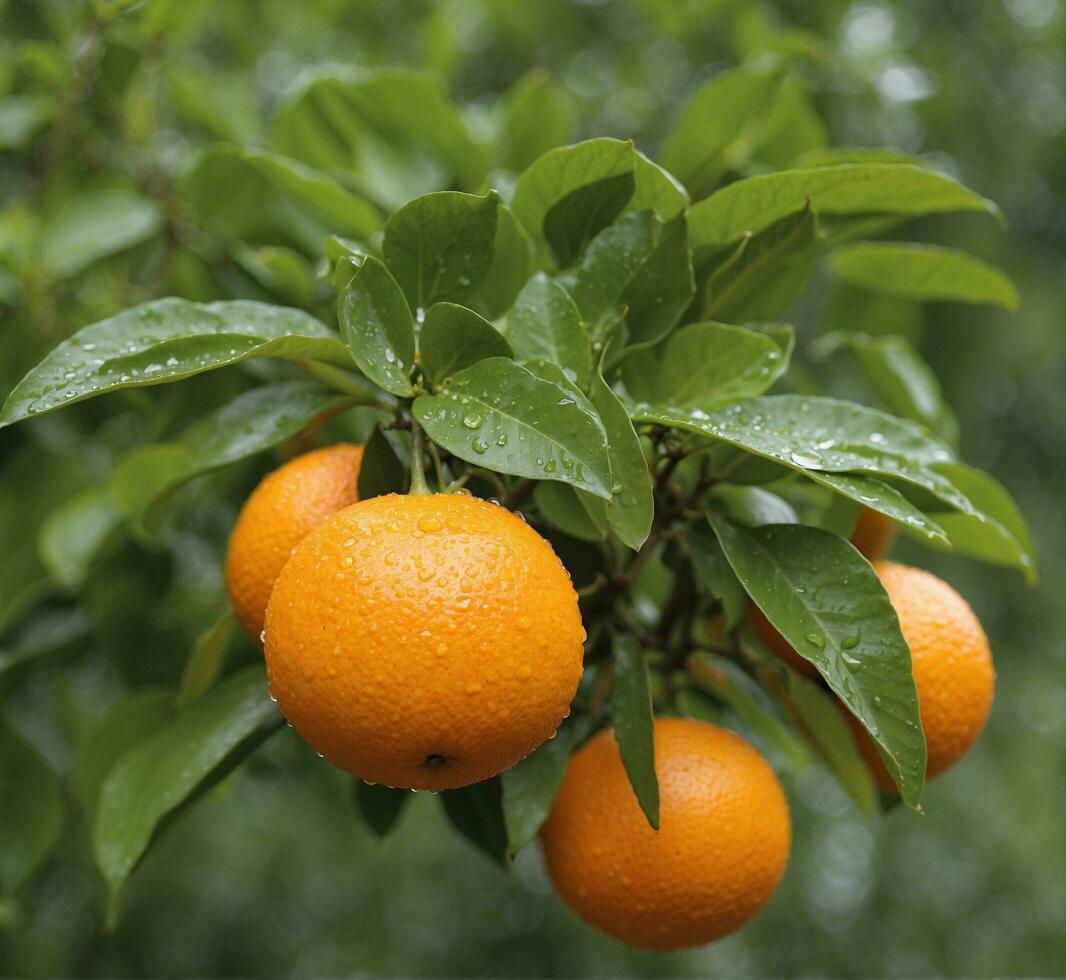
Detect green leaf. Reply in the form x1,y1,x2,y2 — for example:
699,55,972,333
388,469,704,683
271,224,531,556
622,321,786,408
500,726,574,855
503,274,591,390
414,358,613,498
629,151,690,220
93,667,282,913
511,138,634,245
38,485,122,588
357,425,408,500
703,205,821,321
354,781,410,838
440,779,509,866
571,211,694,355
474,204,533,320
0,299,352,428
419,303,513,387
0,95,53,150
0,720,64,896
0,609,90,685
610,635,659,829
818,332,958,443
178,615,236,708
629,395,976,529
710,485,799,527
829,242,1019,310
711,518,925,808
40,189,162,278
587,372,654,550
926,463,1038,583
543,171,636,268
688,164,1002,258
775,668,878,815
497,70,578,172
383,190,500,311
338,256,417,396
182,146,383,242
74,689,175,815
685,528,745,628
661,61,786,194
533,482,607,541
108,381,354,530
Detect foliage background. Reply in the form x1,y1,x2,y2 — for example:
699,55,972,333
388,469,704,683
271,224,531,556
1,0,1063,975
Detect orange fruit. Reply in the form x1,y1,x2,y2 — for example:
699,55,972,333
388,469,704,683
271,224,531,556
748,601,819,678
851,508,896,561
850,561,995,787
225,443,364,639
541,718,790,950
262,492,585,790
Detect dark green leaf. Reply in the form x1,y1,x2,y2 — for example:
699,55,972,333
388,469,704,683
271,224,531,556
414,358,613,498
688,164,1002,258
178,615,236,708
338,256,417,396
440,779,509,866
610,634,659,829
661,61,786,193
354,782,410,838
357,425,408,500
711,518,925,808
0,300,352,428
622,321,786,408
74,689,175,815
685,528,745,628
543,171,635,268
703,205,821,321
497,70,578,172
38,485,122,588
503,274,591,389
587,372,654,550
40,189,162,278
829,242,1019,310
500,727,574,855
93,667,282,913
533,482,607,541
108,381,355,530
420,303,513,387
383,190,500,310
0,720,64,896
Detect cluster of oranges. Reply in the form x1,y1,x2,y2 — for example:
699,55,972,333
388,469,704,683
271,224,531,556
224,442,994,951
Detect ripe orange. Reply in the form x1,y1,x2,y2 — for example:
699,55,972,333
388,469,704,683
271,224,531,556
850,561,995,787
225,443,364,639
749,601,819,678
851,508,896,561
262,492,585,790
541,717,791,950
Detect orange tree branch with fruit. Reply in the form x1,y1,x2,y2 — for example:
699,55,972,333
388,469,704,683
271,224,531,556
0,65,1034,950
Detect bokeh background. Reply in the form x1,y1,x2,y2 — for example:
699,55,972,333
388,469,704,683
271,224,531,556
1,0,1064,976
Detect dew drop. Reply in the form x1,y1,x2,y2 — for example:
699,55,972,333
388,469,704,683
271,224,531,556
790,448,824,468
462,411,483,429
841,629,861,650
805,631,826,649
472,437,489,454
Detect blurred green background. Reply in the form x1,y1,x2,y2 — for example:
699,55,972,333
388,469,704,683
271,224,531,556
1,0,1064,975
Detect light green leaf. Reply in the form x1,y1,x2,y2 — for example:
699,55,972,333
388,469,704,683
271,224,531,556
711,485,798,527
500,726,575,855
0,300,352,428
497,70,578,172
414,358,613,498
688,164,1001,258
661,61,786,193
419,303,512,387
38,485,122,588
178,615,236,708
829,242,1019,310
712,518,925,807
610,634,659,829
0,95,53,150
622,321,786,408
474,204,533,320
629,150,690,220
702,205,821,321
338,256,417,396
94,667,281,914
40,189,162,278
503,274,591,389
383,190,500,310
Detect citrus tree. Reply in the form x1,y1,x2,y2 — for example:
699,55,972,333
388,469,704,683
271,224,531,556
1,47,1035,950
